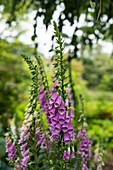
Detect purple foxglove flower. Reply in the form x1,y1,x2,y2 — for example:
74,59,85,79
66,88,70,93
53,80,58,87
58,101,65,115
51,77,56,82
69,107,74,118
63,150,70,160
49,80,58,91
8,143,15,151
55,123,61,133
24,132,30,140
36,139,42,146
38,91,46,99
50,91,55,97
51,132,60,141
22,150,30,157
48,103,53,110
5,137,16,161
65,111,70,123
64,132,70,144
20,143,27,151
41,139,47,149
65,99,69,107
68,120,74,134
70,132,75,141
39,96,46,105
54,96,62,107
44,101,49,109
49,107,56,117
66,150,70,159
50,92,58,104
51,73,55,78
82,164,89,170
18,137,24,144
35,128,40,135
71,151,75,158
77,128,87,138
50,84,55,91
49,124,55,132
59,113,65,125
52,113,59,124
62,123,68,133
63,151,67,160
39,85,44,92
22,155,30,163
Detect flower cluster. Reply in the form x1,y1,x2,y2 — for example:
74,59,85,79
19,143,30,169
63,148,75,160
5,133,16,161
15,105,33,169
19,108,33,144
77,126,91,170
45,79,75,144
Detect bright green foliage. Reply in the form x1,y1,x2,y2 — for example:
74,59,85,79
0,39,33,130
82,54,113,91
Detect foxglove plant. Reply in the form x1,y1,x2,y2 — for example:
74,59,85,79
76,96,92,170
5,21,100,170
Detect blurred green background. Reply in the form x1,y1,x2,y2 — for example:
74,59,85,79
0,0,113,169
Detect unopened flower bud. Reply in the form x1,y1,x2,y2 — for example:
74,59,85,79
32,100,36,104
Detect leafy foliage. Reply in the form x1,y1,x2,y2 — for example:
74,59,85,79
0,39,33,130
0,0,113,60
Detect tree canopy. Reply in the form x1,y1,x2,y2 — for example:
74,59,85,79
0,0,113,59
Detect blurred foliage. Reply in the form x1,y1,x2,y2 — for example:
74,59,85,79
0,39,34,131
82,53,113,90
0,0,113,60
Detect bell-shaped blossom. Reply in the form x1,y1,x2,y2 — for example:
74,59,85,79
65,112,70,123
68,120,74,134
5,134,16,161
52,113,59,125
66,88,70,94
71,151,75,158
50,92,58,104
69,107,74,118
55,123,61,133
49,107,56,118
63,149,70,160
77,127,91,170
59,113,66,125
64,132,70,144
65,99,69,107
62,123,68,133
54,96,62,107
58,101,65,115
